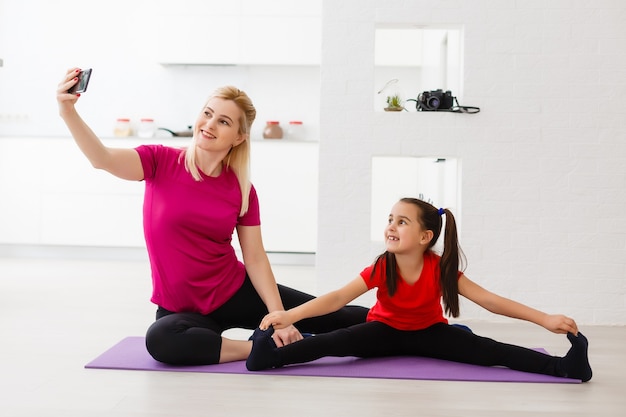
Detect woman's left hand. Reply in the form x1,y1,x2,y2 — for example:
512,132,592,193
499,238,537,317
542,314,579,335
271,324,304,347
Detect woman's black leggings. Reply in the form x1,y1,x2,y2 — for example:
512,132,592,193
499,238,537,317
275,321,561,377
144,275,369,365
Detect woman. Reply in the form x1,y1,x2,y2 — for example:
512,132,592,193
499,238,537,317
57,68,368,365
247,198,592,382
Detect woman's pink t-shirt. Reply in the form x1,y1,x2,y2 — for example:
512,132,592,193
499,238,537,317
136,144,260,314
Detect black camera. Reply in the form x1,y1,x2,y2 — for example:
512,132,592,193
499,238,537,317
414,89,455,111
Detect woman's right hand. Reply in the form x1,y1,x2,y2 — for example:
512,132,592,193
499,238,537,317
56,68,82,111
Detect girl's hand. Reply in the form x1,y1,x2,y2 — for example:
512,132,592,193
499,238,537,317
260,310,294,331
542,314,579,335
261,311,302,347
271,324,304,347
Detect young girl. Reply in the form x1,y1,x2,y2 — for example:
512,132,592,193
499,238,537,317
246,198,592,382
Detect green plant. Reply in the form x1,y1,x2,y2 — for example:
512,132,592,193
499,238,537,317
386,94,404,110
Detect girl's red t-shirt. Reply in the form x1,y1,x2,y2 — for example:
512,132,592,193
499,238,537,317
360,251,451,331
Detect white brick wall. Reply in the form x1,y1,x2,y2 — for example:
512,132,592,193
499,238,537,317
317,0,626,325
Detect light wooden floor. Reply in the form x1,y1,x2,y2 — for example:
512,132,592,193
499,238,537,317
0,255,624,417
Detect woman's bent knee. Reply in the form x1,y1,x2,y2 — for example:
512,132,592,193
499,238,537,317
144,315,222,365
145,318,180,364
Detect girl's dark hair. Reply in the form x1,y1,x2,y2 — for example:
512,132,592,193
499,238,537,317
370,197,466,317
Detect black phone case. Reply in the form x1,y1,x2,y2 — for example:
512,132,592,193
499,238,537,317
69,68,92,94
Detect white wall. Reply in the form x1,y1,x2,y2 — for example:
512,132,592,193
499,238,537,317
318,0,626,325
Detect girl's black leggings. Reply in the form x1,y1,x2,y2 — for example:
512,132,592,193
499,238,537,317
144,275,369,365
275,321,561,377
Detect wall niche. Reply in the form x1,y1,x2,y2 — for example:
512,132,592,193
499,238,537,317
374,25,463,112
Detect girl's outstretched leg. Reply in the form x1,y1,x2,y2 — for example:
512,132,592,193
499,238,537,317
414,323,593,382
558,332,592,382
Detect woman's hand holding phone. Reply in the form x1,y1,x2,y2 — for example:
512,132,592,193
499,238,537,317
68,68,92,94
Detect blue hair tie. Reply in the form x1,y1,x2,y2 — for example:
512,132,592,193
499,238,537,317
438,208,445,216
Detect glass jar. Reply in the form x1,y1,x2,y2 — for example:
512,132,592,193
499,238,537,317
138,118,156,138
113,118,132,137
287,121,305,140
263,121,283,139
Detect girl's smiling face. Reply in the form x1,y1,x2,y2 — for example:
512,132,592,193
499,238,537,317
385,201,432,254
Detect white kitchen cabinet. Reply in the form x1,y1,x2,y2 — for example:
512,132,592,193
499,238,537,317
240,16,321,65
156,0,321,66
0,138,42,244
249,140,318,252
37,142,145,247
0,137,318,253
0,138,145,247
157,15,241,65
39,192,145,247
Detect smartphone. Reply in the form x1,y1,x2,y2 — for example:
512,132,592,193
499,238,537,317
69,68,92,94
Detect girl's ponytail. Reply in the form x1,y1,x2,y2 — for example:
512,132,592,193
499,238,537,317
438,208,464,317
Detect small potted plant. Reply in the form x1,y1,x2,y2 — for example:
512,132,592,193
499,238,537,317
385,94,404,111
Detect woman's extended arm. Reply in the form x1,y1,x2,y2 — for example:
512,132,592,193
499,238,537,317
259,276,368,331
458,274,579,335
236,224,284,311
57,68,144,181
236,224,303,345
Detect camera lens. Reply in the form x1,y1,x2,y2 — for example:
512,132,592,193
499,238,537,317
427,97,440,109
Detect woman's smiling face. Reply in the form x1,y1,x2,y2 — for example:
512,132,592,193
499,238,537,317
194,97,244,152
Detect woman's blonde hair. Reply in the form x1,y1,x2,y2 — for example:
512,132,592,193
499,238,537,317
183,86,257,216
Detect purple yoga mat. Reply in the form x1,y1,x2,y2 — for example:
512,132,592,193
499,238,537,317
84,336,580,383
